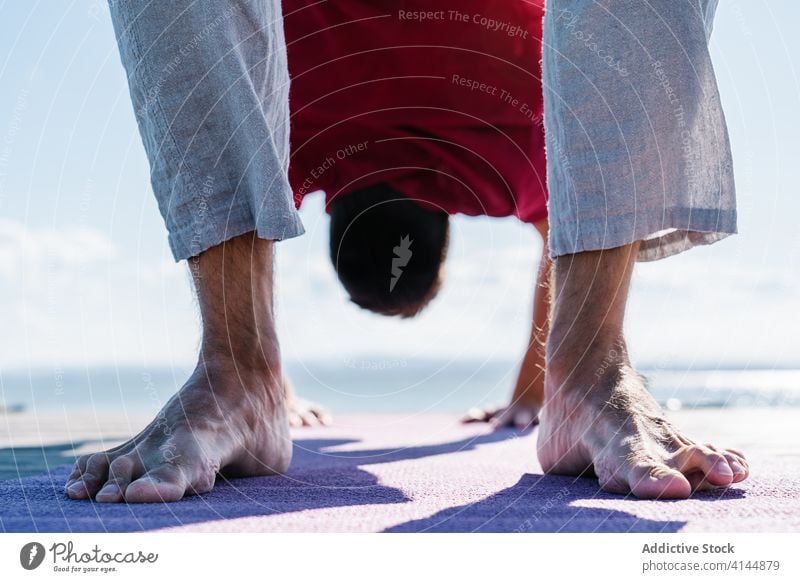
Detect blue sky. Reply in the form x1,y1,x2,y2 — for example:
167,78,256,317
0,0,798,372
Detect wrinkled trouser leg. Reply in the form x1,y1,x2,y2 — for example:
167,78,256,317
109,0,303,261
543,0,735,261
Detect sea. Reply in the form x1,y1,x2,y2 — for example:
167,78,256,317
2,360,800,414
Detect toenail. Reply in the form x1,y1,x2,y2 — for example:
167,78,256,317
729,460,745,475
97,484,118,497
717,462,733,477
66,482,86,494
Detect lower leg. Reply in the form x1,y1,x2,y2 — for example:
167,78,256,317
65,233,292,503
538,243,749,498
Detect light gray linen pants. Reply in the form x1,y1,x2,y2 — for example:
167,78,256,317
543,0,736,261
109,0,734,263
108,0,304,261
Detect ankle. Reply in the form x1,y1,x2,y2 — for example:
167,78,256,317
547,320,626,365
199,336,282,378
546,331,631,397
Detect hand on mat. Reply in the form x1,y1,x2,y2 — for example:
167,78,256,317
284,376,332,427
461,401,539,430
288,396,332,427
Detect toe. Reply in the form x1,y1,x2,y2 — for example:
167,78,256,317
674,445,735,489
725,447,746,458
124,464,188,503
717,447,749,483
96,456,138,503
94,483,125,503
66,480,97,500
627,463,692,499
704,444,748,480
75,453,91,473
64,454,91,489
66,453,111,500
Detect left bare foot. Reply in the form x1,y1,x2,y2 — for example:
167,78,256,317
65,358,292,503
65,233,298,503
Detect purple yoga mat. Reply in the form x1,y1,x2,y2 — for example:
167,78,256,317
1,414,797,532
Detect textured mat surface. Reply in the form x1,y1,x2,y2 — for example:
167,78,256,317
1,411,798,532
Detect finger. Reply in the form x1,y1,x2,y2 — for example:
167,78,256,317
313,408,333,426
513,409,537,429
461,407,493,423
288,411,303,428
299,410,318,426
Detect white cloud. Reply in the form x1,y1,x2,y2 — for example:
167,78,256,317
0,221,198,370
0,220,116,280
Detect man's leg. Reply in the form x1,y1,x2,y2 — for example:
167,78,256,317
65,0,304,502
538,243,748,498
540,1,745,497
66,234,291,502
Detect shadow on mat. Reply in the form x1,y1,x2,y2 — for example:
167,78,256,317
384,473,689,532
0,429,733,532
0,430,515,532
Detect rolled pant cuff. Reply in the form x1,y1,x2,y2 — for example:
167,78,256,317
167,192,305,262
549,207,737,262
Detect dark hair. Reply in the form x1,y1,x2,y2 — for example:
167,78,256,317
329,183,449,318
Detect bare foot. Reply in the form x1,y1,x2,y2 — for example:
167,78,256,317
64,361,292,503
462,401,539,429
540,244,749,499
538,355,749,499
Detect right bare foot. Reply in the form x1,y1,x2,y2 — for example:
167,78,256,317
538,352,749,499
65,360,291,503
539,244,749,499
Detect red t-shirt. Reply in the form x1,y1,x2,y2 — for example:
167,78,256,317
285,0,547,224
